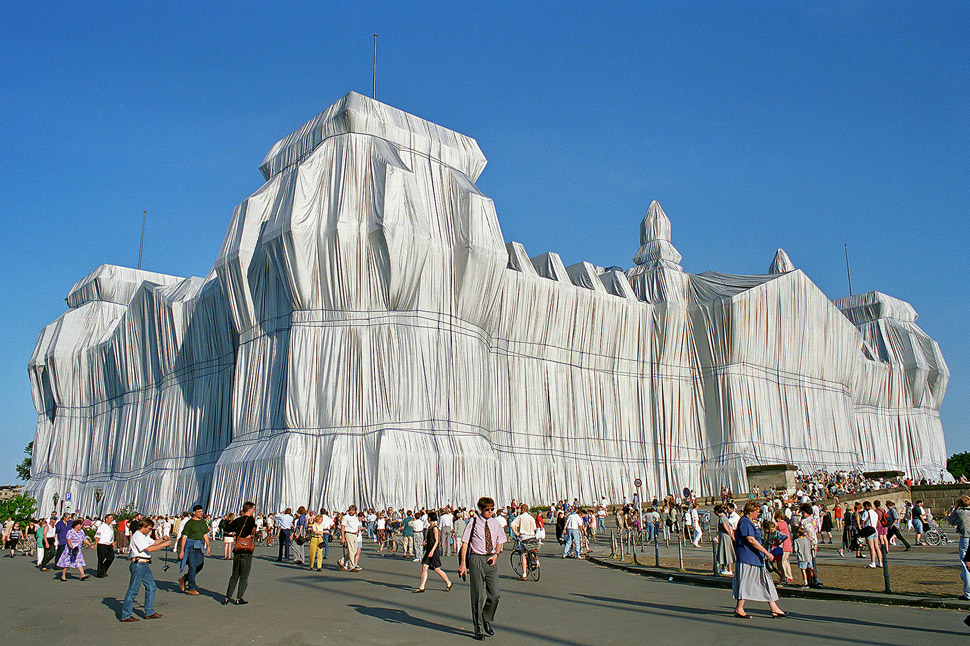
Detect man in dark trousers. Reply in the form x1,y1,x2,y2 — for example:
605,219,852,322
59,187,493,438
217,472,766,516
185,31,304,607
884,501,912,551
458,497,505,640
222,501,257,606
39,516,58,571
43,513,71,571
94,513,116,577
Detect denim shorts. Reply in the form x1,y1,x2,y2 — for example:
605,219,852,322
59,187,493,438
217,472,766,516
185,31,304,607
798,561,811,570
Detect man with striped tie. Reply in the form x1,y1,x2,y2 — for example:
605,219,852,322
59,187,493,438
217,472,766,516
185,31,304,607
458,497,505,640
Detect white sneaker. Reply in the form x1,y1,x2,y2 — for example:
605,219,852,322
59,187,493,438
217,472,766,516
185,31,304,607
866,563,878,568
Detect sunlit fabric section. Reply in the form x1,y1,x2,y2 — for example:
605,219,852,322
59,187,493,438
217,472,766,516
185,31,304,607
835,292,949,480
25,92,950,514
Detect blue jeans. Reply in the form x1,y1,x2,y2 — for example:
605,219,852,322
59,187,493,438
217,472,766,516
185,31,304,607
597,517,605,532
185,546,205,590
562,528,581,557
122,562,156,619
322,532,330,559
960,537,970,597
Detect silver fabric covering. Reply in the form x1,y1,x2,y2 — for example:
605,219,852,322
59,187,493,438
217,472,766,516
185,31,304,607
25,92,950,514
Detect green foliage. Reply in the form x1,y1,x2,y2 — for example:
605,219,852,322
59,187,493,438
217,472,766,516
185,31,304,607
15,441,32,481
114,501,139,521
948,451,970,480
0,494,38,527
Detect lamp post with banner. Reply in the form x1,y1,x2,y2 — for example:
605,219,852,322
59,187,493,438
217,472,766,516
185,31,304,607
634,478,644,547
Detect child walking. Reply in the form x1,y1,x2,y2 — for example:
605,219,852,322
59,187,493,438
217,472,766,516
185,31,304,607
793,526,816,588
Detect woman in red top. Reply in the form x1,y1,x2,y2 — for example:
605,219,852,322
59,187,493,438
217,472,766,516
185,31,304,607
773,510,794,585
833,500,843,531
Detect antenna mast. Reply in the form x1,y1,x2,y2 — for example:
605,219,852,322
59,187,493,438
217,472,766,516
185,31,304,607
138,210,146,270
844,243,853,296
373,34,378,99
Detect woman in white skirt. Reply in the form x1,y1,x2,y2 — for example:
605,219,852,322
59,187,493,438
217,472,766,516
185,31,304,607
733,501,786,619
223,513,236,559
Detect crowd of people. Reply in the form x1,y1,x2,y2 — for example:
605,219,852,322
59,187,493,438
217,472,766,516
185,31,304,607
0,497,585,638
5,475,970,631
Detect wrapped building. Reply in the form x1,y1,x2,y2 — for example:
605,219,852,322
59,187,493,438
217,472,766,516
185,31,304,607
26,92,949,514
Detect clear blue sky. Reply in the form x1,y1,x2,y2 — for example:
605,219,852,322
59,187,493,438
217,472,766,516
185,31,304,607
0,3,967,484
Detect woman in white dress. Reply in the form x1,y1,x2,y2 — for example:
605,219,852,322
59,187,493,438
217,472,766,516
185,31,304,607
223,513,236,559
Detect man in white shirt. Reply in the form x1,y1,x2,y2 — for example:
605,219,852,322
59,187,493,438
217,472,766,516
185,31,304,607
366,510,377,541
120,518,172,622
689,504,702,547
318,511,334,560
440,509,455,556
562,509,583,558
410,513,427,562
94,513,116,577
275,508,295,562
339,505,362,571
509,504,537,580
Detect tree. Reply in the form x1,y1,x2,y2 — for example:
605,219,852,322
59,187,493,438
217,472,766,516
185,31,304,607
115,502,139,521
15,441,32,481
948,451,970,480
0,494,38,527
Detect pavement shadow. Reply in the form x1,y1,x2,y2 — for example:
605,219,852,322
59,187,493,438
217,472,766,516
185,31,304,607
572,593,968,638
362,578,420,592
100,596,124,620
349,604,469,637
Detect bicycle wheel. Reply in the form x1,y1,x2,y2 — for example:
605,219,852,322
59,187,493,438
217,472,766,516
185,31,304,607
510,550,524,577
529,554,540,581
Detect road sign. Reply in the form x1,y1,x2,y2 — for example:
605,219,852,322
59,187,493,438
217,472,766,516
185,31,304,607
64,493,71,501
634,478,642,488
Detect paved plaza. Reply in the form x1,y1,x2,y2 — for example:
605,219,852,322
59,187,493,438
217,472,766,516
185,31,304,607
2,540,970,645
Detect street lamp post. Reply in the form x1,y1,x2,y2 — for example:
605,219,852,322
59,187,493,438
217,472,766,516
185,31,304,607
52,492,59,517
95,488,104,517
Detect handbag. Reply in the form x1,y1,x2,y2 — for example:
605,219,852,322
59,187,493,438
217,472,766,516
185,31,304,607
859,526,876,539
234,518,255,554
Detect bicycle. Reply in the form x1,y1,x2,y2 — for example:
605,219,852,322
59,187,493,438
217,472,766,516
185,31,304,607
510,539,541,581
254,528,277,548
923,528,951,546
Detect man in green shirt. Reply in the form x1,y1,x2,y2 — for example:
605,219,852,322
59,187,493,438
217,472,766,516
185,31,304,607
402,511,415,558
178,504,211,595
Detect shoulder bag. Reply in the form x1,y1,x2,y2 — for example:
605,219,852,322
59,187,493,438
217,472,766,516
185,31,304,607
234,518,255,554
